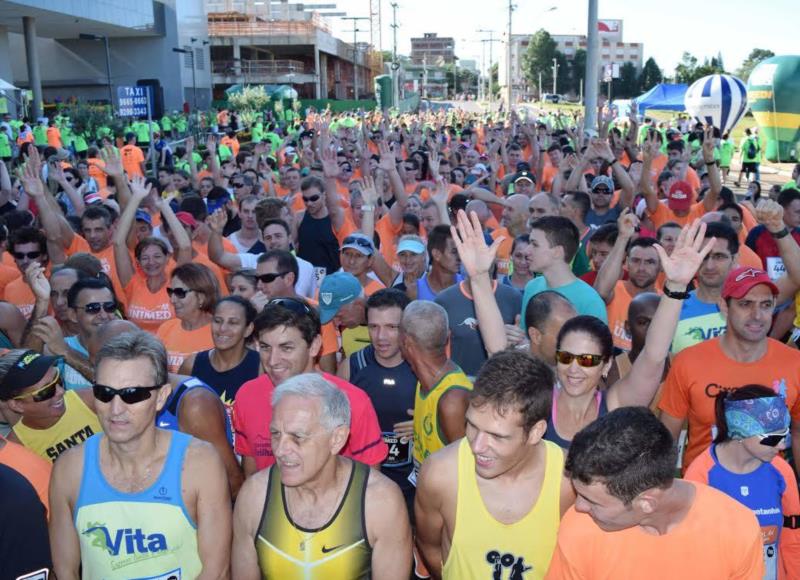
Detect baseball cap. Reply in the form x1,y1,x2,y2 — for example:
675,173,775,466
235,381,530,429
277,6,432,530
135,209,152,225
341,233,375,256
0,351,61,400
590,175,614,192
721,266,779,300
515,171,535,184
175,211,198,229
397,237,426,255
318,272,362,324
667,181,693,211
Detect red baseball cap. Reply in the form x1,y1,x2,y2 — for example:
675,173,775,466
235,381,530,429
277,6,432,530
667,181,693,211
721,266,779,299
175,211,198,229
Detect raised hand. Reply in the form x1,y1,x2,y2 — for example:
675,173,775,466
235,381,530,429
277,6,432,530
31,316,68,357
99,144,124,177
128,174,152,203
24,262,50,302
702,125,716,163
21,149,45,197
428,148,440,177
377,141,396,172
654,219,715,287
755,199,785,233
450,209,502,279
360,175,379,206
641,134,660,162
205,135,216,155
185,136,195,154
320,146,340,179
207,207,228,235
617,208,639,239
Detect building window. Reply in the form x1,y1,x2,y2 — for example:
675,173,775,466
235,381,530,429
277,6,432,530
195,48,205,71
182,45,192,69
631,54,639,60
565,41,573,46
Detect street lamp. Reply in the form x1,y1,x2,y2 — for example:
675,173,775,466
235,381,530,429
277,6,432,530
173,47,196,113
79,33,113,108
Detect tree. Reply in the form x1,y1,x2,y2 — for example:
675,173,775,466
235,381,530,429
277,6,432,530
614,62,640,98
736,48,775,81
521,29,559,96
674,52,724,85
380,50,394,63
490,62,500,98
570,48,587,97
640,57,663,91
444,63,479,97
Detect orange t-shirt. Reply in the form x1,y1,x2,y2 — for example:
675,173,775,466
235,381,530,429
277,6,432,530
375,214,402,268
541,164,559,192
737,243,763,270
648,153,669,183
124,273,175,334
0,263,21,300
86,157,108,189
491,227,513,277
0,438,52,513
120,144,145,177
546,482,764,580
156,318,214,373
363,278,385,296
648,201,707,230
189,250,229,298
658,337,800,473
5,277,36,319
66,236,127,309
46,126,62,148
606,280,635,352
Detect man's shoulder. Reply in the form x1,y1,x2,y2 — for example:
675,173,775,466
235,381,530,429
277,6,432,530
671,336,720,366
234,375,273,406
322,372,371,404
688,481,759,529
765,337,800,362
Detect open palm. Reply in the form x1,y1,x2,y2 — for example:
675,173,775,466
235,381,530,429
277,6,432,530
450,210,502,279
654,219,715,286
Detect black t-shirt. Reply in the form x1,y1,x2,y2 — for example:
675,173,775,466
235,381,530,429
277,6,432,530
0,464,52,579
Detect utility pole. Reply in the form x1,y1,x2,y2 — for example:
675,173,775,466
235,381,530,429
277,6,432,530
342,16,369,100
422,55,428,99
584,0,600,130
478,30,498,106
552,57,559,94
390,2,400,108
479,39,487,101
538,71,542,100
505,0,514,108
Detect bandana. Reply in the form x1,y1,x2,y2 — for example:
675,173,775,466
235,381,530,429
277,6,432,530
724,396,790,440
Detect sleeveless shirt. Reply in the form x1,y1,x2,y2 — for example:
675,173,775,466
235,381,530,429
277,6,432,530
297,212,340,274
190,348,260,404
544,389,609,449
75,431,202,579
13,390,102,462
156,376,233,444
256,461,372,579
442,438,563,580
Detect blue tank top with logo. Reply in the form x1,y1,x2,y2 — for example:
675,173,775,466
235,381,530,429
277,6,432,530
156,376,233,444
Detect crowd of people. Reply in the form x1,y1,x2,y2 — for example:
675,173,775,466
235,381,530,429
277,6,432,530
0,100,799,580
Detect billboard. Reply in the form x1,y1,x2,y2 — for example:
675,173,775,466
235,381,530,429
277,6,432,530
598,19,622,38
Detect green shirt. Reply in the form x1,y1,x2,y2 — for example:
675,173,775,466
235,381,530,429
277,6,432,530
33,125,47,146
251,122,264,143
160,116,173,132
0,132,11,157
135,121,150,143
218,143,233,161
719,140,735,167
73,134,88,153
740,136,760,162
175,117,187,133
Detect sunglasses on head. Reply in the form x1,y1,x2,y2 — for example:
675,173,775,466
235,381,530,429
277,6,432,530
93,383,162,405
555,350,606,368
257,271,289,284
303,194,321,203
12,250,41,260
268,297,313,316
343,236,372,248
759,429,790,447
79,301,117,314
166,287,194,299
13,368,62,403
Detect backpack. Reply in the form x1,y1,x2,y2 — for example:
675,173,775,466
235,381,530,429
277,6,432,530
746,139,757,159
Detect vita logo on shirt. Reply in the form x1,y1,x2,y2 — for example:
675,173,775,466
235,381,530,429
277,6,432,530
83,522,168,556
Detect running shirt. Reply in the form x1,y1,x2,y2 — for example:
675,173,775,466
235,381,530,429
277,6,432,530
156,318,214,373
544,390,609,449
606,280,634,351
124,273,174,334
155,377,233,444
297,213,341,274
520,277,609,327
0,437,52,513
412,366,472,478
685,445,800,580
120,143,145,177
75,431,202,579
190,348,260,404
443,438,563,580
671,291,726,354
233,372,387,471
256,461,372,579
13,390,102,462
416,272,464,302
61,336,92,391
546,482,765,580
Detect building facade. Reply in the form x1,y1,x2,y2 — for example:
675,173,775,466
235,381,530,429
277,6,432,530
410,33,455,66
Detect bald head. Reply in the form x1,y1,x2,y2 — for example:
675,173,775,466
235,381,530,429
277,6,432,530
465,200,490,224
88,319,141,361
627,292,660,351
506,194,529,215
529,192,561,220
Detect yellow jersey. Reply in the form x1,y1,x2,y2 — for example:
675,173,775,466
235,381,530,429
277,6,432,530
256,460,372,579
412,366,472,474
13,390,102,462
442,438,564,580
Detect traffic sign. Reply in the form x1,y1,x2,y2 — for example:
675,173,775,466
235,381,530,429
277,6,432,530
117,85,150,117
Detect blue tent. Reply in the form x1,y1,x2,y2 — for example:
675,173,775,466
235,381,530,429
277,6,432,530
634,83,688,114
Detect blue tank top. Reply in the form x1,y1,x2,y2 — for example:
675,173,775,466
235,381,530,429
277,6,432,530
416,272,464,302
544,389,609,449
190,348,260,403
74,431,202,578
156,377,233,444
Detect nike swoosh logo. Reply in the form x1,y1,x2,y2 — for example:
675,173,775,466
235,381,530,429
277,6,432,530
321,544,344,553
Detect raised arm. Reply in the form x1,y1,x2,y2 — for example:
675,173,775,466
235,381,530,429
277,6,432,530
206,136,224,187
99,144,131,209
602,137,635,208
609,220,715,409
594,209,637,303
639,135,661,213
113,175,151,288
319,127,346,231
564,144,592,192
21,148,72,257
379,141,407,224
49,452,82,580
50,163,85,216
701,126,722,212
756,200,800,303
206,208,242,271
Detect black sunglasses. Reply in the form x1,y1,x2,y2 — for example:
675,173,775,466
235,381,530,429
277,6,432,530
166,287,194,299
79,301,117,314
759,429,789,448
12,250,42,260
555,350,606,368
592,188,612,194
268,297,313,315
257,271,289,284
231,181,245,188
343,236,372,249
93,383,162,405
303,194,321,203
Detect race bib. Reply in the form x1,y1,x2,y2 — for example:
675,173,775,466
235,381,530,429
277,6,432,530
766,257,785,281
382,432,412,468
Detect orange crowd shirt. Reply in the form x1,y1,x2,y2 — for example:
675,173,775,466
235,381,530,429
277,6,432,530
124,273,175,334
0,438,52,513
156,318,214,373
120,144,145,177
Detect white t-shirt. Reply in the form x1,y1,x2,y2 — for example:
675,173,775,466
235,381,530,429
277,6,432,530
239,252,316,298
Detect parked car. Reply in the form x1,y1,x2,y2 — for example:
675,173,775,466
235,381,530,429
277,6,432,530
542,93,563,103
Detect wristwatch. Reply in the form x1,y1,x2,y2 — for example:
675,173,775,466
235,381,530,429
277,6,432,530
771,227,790,239
662,285,690,300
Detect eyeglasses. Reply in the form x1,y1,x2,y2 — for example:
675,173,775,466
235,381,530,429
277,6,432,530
758,429,790,447
555,350,606,368
13,368,62,402
166,287,194,299
93,383,162,405
78,301,117,314
12,251,42,260
592,188,612,194
257,271,289,284
268,297,313,315
343,236,372,249
231,182,245,188
302,194,321,203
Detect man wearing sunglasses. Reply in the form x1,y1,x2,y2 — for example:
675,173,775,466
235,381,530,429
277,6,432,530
0,350,101,462
4,226,50,319
49,331,231,580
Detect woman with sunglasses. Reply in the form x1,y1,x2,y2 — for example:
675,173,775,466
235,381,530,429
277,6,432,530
685,386,800,579
114,176,192,334
156,263,220,373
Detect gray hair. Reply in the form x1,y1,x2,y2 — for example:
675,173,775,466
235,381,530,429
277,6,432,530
95,331,168,386
272,373,351,431
400,300,449,352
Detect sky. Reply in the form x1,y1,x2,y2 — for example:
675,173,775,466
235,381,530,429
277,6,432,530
323,0,796,75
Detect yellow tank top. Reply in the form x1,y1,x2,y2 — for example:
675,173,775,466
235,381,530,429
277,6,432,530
442,438,563,580
256,460,372,579
412,366,473,471
13,390,102,462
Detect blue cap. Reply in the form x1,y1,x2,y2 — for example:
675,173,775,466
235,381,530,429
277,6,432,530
134,209,152,225
318,272,362,324
590,175,614,191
